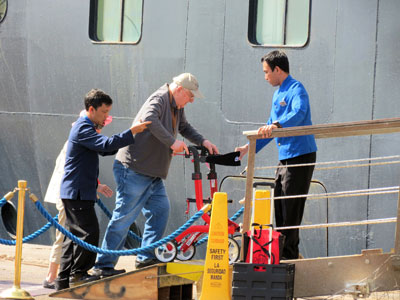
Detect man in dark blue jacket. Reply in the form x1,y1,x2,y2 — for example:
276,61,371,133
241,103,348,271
55,89,150,290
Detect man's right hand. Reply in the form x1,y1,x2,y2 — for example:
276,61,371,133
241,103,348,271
170,140,189,155
235,144,249,160
130,120,152,135
257,124,277,138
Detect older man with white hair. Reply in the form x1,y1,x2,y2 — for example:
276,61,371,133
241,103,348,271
93,73,218,274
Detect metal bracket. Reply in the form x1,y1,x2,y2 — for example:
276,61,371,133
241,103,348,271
344,282,370,299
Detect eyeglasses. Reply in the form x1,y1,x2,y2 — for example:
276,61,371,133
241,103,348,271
184,88,194,100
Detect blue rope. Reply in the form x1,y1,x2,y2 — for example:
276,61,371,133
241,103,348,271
0,196,142,245
0,215,58,246
96,198,142,242
0,194,244,252
34,200,205,256
194,206,244,246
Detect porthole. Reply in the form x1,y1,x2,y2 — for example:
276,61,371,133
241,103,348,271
0,0,7,24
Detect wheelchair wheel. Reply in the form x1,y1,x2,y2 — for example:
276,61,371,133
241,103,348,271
154,241,177,263
233,233,242,248
228,237,240,264
177,245,196,261
124,222,142,249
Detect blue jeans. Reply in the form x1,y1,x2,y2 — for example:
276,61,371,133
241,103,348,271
95,161,170,268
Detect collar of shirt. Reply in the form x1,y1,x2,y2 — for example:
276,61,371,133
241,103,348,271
84,116,95,128
279,74,294,92
166,83,178,110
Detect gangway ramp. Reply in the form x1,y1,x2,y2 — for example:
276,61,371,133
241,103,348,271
49,263,197,300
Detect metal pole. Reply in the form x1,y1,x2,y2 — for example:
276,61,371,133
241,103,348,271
14,180,27,288
395,184,400,254
0,180,33,300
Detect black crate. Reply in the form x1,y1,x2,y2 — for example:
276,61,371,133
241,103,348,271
232,263,295,300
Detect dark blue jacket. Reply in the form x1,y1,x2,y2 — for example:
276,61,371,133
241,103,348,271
60,116,134,201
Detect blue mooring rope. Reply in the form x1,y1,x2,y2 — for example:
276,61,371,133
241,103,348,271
0,195,245,253
0,197,142,245
34,200,205,256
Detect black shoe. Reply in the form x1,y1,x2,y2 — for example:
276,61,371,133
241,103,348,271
91,267,126,278
135,259,159,269
43,279,55,289
55,277,69,291
69,273,100,287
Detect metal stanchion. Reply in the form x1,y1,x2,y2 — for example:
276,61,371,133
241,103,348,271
1,180,34,300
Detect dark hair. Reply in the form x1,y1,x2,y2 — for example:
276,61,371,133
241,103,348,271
84,89,113,110
261,50,290,73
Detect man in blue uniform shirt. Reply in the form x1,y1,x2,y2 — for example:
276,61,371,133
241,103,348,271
55,89,150,290
236,50,317,259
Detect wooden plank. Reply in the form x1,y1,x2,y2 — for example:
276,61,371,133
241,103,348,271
49,264,195,300
50,267,159,300
288,249,400,298
244,117,400,140
240,139,256,261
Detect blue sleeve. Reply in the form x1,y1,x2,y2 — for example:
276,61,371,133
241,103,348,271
278,88,309,127
255,138,272,153
78,125,134,152
99,150,118,157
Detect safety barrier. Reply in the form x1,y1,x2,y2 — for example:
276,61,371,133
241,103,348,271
0,191,244,250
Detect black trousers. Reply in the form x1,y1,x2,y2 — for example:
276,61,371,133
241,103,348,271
57,198,99,281
274,152,316,259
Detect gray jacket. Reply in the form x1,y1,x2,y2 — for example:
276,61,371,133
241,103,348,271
116,84,205,179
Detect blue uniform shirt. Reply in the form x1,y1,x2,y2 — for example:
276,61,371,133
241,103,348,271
60,116,135,201
256,75,317,160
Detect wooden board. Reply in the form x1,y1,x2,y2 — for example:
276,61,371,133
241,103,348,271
244,117,400,140
50,264,193,300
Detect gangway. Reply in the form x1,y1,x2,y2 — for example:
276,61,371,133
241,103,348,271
242,117,400,298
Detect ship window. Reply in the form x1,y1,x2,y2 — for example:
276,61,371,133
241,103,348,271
0,0,7,24
248,0,310,47
89,0,143,43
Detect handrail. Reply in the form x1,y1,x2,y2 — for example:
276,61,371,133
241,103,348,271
241,117,400,261
243,117,400,140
